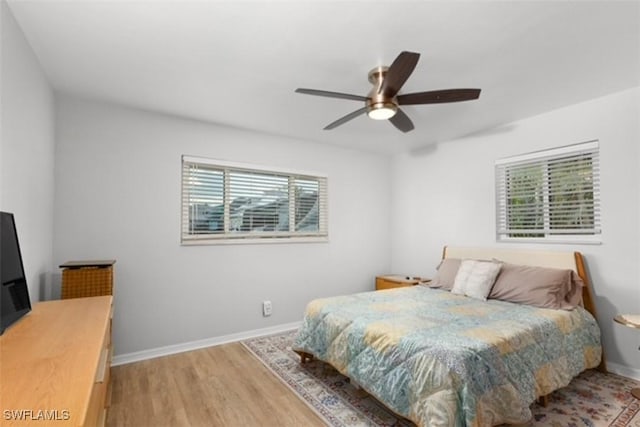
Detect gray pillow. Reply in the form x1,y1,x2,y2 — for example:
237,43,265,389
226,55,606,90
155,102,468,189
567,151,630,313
429,258,462,291
489,262,584,310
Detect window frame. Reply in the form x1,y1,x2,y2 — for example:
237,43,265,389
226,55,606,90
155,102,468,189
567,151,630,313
495,140,601,245
181,156,328,245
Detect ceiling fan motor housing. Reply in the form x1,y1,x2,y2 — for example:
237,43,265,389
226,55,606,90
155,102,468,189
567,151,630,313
366,66,398,119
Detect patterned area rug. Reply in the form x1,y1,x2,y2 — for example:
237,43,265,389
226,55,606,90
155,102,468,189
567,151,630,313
242,330,640,427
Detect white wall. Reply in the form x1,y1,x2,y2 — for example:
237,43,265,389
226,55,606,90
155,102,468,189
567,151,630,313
54,95,391,356
0,0,55,302
390,87,640,378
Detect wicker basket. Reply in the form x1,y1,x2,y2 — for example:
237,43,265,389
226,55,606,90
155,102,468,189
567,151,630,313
60,260,115,299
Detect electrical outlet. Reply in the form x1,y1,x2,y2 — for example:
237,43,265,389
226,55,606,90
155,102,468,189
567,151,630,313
262,300,272,317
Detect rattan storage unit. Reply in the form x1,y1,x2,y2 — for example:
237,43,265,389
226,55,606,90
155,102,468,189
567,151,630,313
60,260,116,299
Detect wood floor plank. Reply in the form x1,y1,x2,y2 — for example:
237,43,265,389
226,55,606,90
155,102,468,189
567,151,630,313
107,342,326,427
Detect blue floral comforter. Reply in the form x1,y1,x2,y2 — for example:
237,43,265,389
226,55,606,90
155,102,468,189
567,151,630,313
293,286,601,427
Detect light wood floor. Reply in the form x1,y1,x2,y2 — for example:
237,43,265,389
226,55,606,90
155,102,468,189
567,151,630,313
106,342,326,427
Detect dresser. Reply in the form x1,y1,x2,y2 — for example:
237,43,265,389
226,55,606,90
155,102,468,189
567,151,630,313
0,296,113,426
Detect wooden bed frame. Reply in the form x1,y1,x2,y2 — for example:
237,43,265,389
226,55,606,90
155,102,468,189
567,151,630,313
297,246,607,374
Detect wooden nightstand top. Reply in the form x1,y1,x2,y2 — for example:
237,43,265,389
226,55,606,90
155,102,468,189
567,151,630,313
377,275,429,285
59,259,116,269
375,275,431,291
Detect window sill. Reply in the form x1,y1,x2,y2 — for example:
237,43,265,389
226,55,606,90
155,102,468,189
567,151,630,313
497,237,602,245
181,236,329,246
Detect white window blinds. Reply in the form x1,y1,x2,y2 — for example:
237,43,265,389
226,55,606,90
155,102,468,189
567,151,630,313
181,156,328,243
495,140,600,241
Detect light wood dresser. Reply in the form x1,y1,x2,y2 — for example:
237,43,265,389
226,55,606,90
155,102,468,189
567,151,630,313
0,296,113,426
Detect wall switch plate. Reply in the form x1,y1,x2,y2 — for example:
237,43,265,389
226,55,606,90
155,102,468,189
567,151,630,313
262,300,272,317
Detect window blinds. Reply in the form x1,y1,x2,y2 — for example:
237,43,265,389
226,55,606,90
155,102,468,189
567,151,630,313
495,140,600,239
181,156,328,243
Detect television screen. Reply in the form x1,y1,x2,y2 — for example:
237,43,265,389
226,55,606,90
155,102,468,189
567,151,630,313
1,212,31,335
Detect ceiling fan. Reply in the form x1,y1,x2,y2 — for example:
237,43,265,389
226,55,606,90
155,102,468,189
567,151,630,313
295,51,481,133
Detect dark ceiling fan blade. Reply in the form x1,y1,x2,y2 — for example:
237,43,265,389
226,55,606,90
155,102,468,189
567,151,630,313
397,88,481,105
389,108,414,133
378,51,420,97
323,107,368,130
295,88,368,102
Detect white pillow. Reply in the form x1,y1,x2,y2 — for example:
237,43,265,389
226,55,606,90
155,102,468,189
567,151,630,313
451,259,502,300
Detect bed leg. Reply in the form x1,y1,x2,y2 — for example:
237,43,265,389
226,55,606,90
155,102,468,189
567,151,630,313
347,377,362,390
295,350,314,364
538,395,549,407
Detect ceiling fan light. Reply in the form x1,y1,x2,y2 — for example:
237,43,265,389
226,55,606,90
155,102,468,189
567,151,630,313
367,102,397,120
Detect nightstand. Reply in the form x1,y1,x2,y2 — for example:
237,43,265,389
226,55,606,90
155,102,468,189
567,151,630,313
375,275,430,291
59,260,116,299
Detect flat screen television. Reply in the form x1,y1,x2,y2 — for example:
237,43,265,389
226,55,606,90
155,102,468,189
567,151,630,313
1,211,31,335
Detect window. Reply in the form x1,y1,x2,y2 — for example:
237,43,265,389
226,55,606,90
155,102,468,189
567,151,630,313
181,156,328,244
495,140,600,243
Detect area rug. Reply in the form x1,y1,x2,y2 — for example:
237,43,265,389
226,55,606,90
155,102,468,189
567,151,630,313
241,330,640,427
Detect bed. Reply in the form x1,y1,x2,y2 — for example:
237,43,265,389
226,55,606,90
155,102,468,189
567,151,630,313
292,247,604,427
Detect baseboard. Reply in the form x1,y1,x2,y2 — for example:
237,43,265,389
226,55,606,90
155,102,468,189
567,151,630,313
112,321,301,366
607,361,640,381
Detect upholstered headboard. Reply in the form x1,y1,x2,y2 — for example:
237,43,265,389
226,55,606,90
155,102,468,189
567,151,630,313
444,246,578,272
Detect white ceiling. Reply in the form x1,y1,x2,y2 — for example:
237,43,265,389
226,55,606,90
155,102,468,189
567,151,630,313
7,0,640,154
